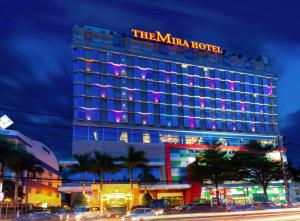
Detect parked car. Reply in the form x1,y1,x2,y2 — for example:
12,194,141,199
106,207,126,218
253,202,280,210
150,199,172,214
121,208,156,221
226,204,256,212
68,207,102,220
13,212,57,221
53,209,71,220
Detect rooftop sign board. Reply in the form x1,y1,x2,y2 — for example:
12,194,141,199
132,29,222,54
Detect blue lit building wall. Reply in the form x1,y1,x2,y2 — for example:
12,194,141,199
72,26,279,147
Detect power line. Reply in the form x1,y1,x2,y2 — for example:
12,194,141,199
0,106,73,119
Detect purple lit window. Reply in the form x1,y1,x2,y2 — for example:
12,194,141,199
100,88,106,98
86,111,92,121
200,98,205,108
189,117,195,128
113,110,122,123
233,123,237,131
141,70,146,79
178,96,183,106
212,120,216,129
142,113,147,125
210,79,215,89
165,73,171,83
221,100,225,110
188,76,193,86
109,63,121,76
153,92,160,103
128,91,134,101
268,84,273,96
230,81,235,91
240,102,245,111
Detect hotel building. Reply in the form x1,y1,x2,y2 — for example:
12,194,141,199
68,25,286,205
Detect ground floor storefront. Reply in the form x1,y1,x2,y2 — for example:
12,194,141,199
59,182,287,211
201,185,287,205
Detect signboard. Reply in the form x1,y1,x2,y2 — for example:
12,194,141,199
132,29,222,54
0,115,13,129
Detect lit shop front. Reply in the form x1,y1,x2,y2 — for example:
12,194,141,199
201,185,286,204
165,143,287,204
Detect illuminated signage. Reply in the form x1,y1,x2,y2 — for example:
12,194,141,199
132,29,222,54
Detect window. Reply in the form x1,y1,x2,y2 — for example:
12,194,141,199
160,134,179,144
143,133,151,143
185,136,202,144
219,138,227,146
120,132,128,142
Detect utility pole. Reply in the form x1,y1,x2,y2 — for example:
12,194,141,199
278,136,291,205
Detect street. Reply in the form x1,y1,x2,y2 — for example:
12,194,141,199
152,208,300,221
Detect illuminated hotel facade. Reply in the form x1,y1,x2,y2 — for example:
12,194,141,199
71,25,286,204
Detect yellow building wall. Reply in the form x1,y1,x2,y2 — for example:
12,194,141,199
27,192,61,207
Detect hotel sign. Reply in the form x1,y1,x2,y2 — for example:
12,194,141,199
132,29,222,54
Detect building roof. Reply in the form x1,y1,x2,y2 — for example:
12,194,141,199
0,129,59,172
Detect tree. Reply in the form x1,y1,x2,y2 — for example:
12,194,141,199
2,179,23,199
70,154,92,196
0,137,16,192
187,143,235,205
6,146,28,205
91,151,120,212
141,192,153,206
232,141,283,202
119,146,148,207
138,167,157,184
287,160,300,181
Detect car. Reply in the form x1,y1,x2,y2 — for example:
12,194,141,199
253,202,280,210
13,212,57,221
68,207,102,220
226,204,256,212
53,209,71,221
107,207,126,218
150,199,172,214
121,208,156,221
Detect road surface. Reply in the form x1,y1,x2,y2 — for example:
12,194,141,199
152,208,300,221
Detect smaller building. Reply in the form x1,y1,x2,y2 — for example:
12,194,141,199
0,129,62,207
289,182,300,203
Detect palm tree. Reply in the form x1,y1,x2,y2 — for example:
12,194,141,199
0,137,15,192
119,146,148,207
6,146,29,213
91,151,120,212
70,154,92,195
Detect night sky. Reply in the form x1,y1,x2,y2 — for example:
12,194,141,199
1,0,300,163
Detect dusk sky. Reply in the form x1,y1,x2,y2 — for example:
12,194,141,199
1,0,300,162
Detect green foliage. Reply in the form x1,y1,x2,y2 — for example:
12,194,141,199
119,146,148,180
3,179,23,199
71,153,93,176
141,192,153,205
72,193,89,208
91,151,120,181
138,167,157,184
188,140,284,203
287,160,300,181
187,144,235,186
